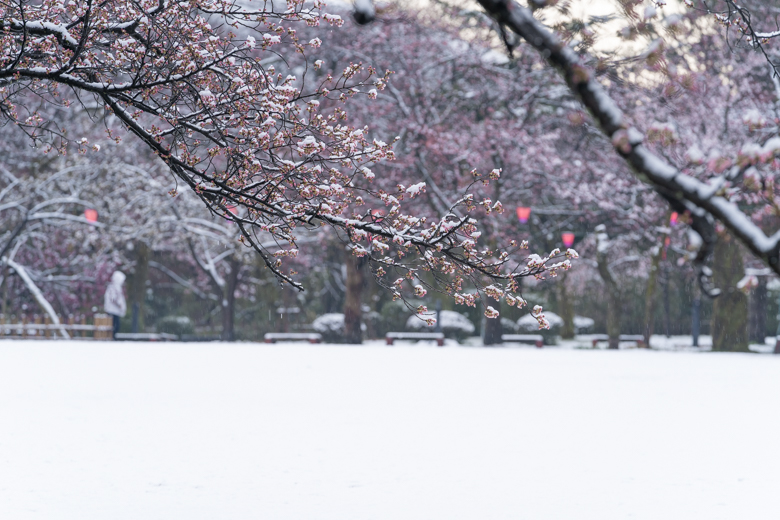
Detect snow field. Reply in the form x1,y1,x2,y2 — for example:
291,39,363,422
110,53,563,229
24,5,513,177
0,341,779,519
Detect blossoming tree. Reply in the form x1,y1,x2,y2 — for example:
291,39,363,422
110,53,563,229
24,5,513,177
0,0,574,330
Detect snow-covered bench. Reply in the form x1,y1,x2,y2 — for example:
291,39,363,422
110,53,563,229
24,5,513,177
386,332,445,346
501,334,544,348
264,333,322,344
591,334,646,348
115,333,178,341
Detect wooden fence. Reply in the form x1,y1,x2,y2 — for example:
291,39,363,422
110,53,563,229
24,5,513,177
0,313,114,340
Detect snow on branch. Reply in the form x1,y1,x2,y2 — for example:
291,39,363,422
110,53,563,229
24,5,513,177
4,257,70,339
0,0,576,318
476,0,780,280
691,0,780,77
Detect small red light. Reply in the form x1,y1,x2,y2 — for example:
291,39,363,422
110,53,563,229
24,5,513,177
516,206,531,224
562,232,575,248
670,212,678,226
84,209,98,222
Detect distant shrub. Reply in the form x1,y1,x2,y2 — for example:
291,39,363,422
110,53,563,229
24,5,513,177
157,315,194,337
517,311,562,345
376,300,409,337
574,315,595,334
406,310,475,340
311,313,366,343
501,317,520,333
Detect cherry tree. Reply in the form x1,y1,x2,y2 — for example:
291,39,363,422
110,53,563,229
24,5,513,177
0,0,573,332
350,0,780,290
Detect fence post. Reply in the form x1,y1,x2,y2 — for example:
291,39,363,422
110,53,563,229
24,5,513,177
21,314,27,339
44,315,51,338
0,314,4,337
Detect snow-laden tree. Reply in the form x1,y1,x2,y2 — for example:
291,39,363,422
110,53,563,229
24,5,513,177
467,0,780,286
350,0,780,295
0,0,573,328
321,7,674,343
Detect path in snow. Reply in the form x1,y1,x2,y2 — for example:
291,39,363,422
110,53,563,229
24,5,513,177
0,341,778,519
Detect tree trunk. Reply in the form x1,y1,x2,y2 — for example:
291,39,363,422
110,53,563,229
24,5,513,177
749,276,767,344
126,240,149,332
711,232,748,352
557,270,575,339
279,285,292,333
343,250,366,344
643,245,662,346
692,281,702,347
220,255,240,342
1,265,8,317
662,263,671,337
483,312,503,345
597,246,620,349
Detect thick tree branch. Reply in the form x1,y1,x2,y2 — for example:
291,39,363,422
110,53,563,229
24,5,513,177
476,0,780,276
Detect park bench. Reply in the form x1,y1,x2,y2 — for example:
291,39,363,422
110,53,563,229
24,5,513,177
115,332,178,341
264,332,322,344
501,334,544,348
386,332,445,346
591,334,646,348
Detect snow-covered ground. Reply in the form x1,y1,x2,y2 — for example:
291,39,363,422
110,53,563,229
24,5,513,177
1,340,779,519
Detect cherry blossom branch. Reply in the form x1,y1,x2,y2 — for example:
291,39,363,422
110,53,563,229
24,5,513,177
693,0,780,77
476,0,780,280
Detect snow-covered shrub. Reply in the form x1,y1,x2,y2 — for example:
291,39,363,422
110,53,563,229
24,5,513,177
517,311,562,345
501,317,520,333
376,300,409,337
362,310,382,339
311,313,366,343
574,315,595,334
157,316,194,337
517,311,564,331
406,310,475,340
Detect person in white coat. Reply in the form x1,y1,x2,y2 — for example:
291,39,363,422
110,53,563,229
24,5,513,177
104,271,127,339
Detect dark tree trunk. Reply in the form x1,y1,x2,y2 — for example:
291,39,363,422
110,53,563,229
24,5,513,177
126,241,150,332
662,264,671,337
1,265,8,317
483,313,503,345
279,286,292,333
343,251,366,344
557,270,575,339
749,277,767,344
643,244,662,346
220,255,240,342
711,232,748,352
692,282,702,347
597,246,621,349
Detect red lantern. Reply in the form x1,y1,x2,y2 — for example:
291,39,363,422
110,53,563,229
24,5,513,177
562,232,575,248
516,206,531,224
670,212,678,226
84,208,98,222
371,209,385,222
